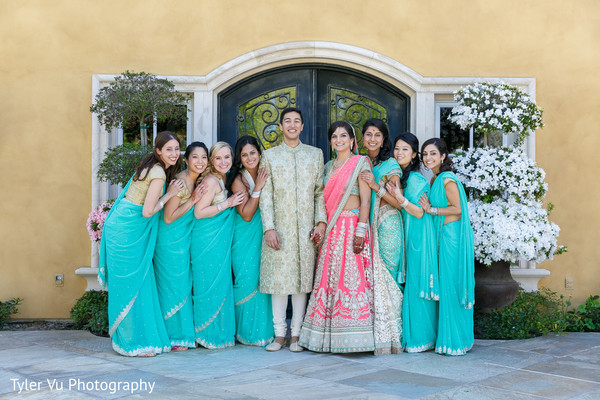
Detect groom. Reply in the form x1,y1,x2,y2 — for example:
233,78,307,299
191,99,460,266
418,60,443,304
259,107,327,352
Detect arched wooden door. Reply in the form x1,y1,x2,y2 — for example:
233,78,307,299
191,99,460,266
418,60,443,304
218,65,410,160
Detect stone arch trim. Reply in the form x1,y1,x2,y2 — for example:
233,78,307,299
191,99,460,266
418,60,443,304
204,41,425,95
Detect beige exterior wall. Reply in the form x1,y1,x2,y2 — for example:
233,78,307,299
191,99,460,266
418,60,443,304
1,0,598,318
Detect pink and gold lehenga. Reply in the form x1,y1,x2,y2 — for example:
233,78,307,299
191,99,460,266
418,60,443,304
299,155,375,353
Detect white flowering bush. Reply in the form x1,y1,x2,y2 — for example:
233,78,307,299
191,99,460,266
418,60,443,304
454,147,547,205
469,199,562,265
450,81,544,146
449,81,565,265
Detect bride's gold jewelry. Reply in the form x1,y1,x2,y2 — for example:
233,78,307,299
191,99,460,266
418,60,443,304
329,155,352,181
333,154,351,170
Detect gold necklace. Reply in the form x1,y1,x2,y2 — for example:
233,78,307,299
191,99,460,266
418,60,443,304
329,155,352,180
333,154,351,170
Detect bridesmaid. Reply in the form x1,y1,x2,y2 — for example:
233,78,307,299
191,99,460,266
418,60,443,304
99,131,183,357
387,133,439,353
227,136,275,346
419,138,475,356
154,142,209,351
191,141,246,349
358,118,404,354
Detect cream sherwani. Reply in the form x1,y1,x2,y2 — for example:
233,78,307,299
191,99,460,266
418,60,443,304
259,141,327,295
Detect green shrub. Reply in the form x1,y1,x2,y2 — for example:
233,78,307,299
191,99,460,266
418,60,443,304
0,298,23,327
564,295,600,332
70,290,108,337
474,288,565,339
475,290,600,339
97,143,151,187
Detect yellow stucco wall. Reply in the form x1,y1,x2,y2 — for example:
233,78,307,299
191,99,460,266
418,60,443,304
1,0,598,318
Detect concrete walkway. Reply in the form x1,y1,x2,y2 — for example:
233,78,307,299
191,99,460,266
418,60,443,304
1,330,599,399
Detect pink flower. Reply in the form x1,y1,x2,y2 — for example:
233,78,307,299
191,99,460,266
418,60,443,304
86,201,113,242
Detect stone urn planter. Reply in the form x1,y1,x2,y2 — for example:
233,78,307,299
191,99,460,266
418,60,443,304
474,260,520,313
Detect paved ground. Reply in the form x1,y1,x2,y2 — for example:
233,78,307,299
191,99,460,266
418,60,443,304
1,330,599,399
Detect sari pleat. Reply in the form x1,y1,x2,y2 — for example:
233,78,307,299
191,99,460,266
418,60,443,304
99,179,170,356
232,207,275,346
191,207,236,349
154,207,196,348
370,159,404,355
401,172,439,353
430,171,475,356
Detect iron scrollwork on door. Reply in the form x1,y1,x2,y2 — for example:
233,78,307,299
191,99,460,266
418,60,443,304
236,86,297,150
329,87,388,155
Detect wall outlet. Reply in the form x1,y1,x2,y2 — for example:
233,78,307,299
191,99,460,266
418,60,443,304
55,274,64,287
565,276,574,290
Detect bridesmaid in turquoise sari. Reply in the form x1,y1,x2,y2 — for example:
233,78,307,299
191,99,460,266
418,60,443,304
99,131,184,357
191,141,246,349
359,118,404,354
226,136,275,346
387,133,439,353
154,142,208,351
419,138,474,356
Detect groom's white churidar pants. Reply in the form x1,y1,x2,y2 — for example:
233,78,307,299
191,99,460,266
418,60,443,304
271,294,307,337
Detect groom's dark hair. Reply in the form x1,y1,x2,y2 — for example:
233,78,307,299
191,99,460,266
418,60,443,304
280,107,304,124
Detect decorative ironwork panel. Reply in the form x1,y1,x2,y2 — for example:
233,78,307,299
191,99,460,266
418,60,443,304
329,87,388,155
236,87,296,150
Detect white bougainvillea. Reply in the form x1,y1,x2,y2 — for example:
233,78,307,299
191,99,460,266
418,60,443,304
450,81,544,146
469,199,561,265
449,81,564,266
453,147,547,205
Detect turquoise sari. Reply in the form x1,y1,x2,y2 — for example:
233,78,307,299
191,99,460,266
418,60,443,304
370,158,404,354
191,206,236,349
401,171,439,352
370,158,405,286
154,206,196,349
232,206,275,346
430,171,474,356
99,179,170,356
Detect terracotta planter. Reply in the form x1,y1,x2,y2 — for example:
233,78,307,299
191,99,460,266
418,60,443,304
474,260,519,313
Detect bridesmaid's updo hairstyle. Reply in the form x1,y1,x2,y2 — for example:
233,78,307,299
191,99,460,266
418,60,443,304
133,131,181,183
394,132,421,189
184,141,209,186
226,135,262,193
362,118,392,166
184,141,209,161
202,141,234,180
421,137,454,173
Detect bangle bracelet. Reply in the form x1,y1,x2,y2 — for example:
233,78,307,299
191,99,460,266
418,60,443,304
158,199,164,209
217,202,223,212
376,186,387,198
355,222,368,238
429,207,438,216
399,198,409,208
251,190,261,198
